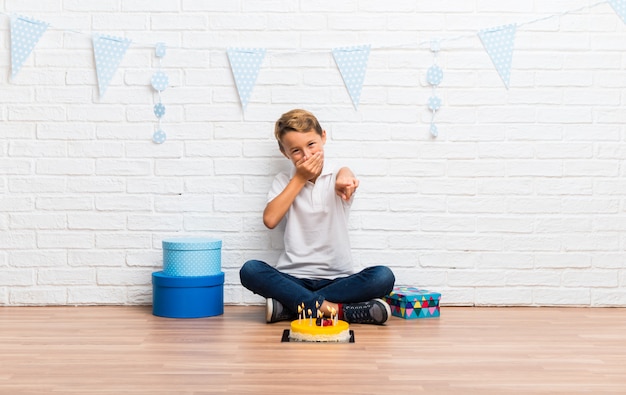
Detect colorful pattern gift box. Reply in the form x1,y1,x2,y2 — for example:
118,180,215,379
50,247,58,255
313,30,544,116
384,286,441,319
152,237,224,318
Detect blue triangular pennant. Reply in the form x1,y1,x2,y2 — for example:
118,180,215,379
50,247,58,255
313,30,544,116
478,24,516,89
332,45,371,109
608,0,626,24
92,34,132,98
227,48,266,111
10,14,49,80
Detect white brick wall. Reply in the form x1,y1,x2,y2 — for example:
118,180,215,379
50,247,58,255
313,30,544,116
1,1,626,306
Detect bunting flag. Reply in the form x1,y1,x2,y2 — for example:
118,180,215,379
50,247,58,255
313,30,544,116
227,47,266,111
10,14,49,80
608,0,626,24
478,24,517,89
332,45,371,109
92,34,132,98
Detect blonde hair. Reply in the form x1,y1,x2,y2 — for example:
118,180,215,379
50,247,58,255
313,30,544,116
274,109,323,153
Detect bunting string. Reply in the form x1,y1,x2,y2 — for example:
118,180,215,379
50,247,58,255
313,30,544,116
419,0,608,48
0,1,611,53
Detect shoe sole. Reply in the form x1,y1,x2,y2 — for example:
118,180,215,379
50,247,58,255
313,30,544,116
373,298,392,324
265,298,274,323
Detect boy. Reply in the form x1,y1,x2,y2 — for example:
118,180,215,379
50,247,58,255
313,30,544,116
240,109,395,324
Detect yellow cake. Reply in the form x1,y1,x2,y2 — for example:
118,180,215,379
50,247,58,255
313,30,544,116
289,318,351,342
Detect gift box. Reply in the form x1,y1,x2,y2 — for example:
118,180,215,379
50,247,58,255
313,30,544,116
384,286,441,319
162,237,222,277
152,271,224,318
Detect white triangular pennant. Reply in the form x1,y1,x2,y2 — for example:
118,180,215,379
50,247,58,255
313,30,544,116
332,45,371,109
227,48,266,111
92,34,132,98
608,0,626,24
478,24,517,89
10,14,49,80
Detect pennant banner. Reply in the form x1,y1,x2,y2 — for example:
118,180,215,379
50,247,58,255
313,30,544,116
92,34,132,98
227,47,266,111
10,14,49,80
478,24,517,89
332,45,371,109
608,0,626,24
0,2,618,113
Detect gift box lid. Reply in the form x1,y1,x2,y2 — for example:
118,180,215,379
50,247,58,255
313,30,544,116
162,237,222,251
152,271,224,287
386,286,441,302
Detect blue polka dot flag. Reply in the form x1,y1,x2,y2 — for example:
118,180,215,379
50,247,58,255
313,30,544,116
10,14,49,80
608,0,626,24
332,45,371,109
92,34,132,98
478,24,517,89
227,48,266,111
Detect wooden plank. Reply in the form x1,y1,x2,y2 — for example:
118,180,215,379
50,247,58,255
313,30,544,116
0,305,625,394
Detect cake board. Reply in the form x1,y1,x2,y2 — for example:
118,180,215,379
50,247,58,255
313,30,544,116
281,329,355,343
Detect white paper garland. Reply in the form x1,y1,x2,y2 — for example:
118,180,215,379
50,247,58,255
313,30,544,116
151,42,168,144
426,40,443,138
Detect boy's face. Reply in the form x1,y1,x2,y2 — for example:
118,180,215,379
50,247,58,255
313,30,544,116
280,128,326,166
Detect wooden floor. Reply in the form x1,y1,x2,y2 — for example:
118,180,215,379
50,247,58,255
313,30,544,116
1,306,625,394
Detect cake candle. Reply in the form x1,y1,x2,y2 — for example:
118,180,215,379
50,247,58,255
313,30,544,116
308,309,312,326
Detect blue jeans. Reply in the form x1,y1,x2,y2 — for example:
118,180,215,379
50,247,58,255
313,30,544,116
239,259,395,315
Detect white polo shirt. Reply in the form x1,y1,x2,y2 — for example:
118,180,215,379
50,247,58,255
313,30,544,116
268,162,355,279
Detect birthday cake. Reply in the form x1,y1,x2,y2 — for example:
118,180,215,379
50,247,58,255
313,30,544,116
289,318,351,342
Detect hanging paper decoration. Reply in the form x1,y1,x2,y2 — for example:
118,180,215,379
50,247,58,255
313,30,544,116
0,0,617,142
10,14,49,80
608,0,626,24
151,42,168,144
92,33,132,98
227,47,266,111
478,24,517,89
332,45,371,110
426,40,443,138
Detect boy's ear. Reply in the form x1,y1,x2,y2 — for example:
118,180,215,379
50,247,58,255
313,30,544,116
321,129,327,144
